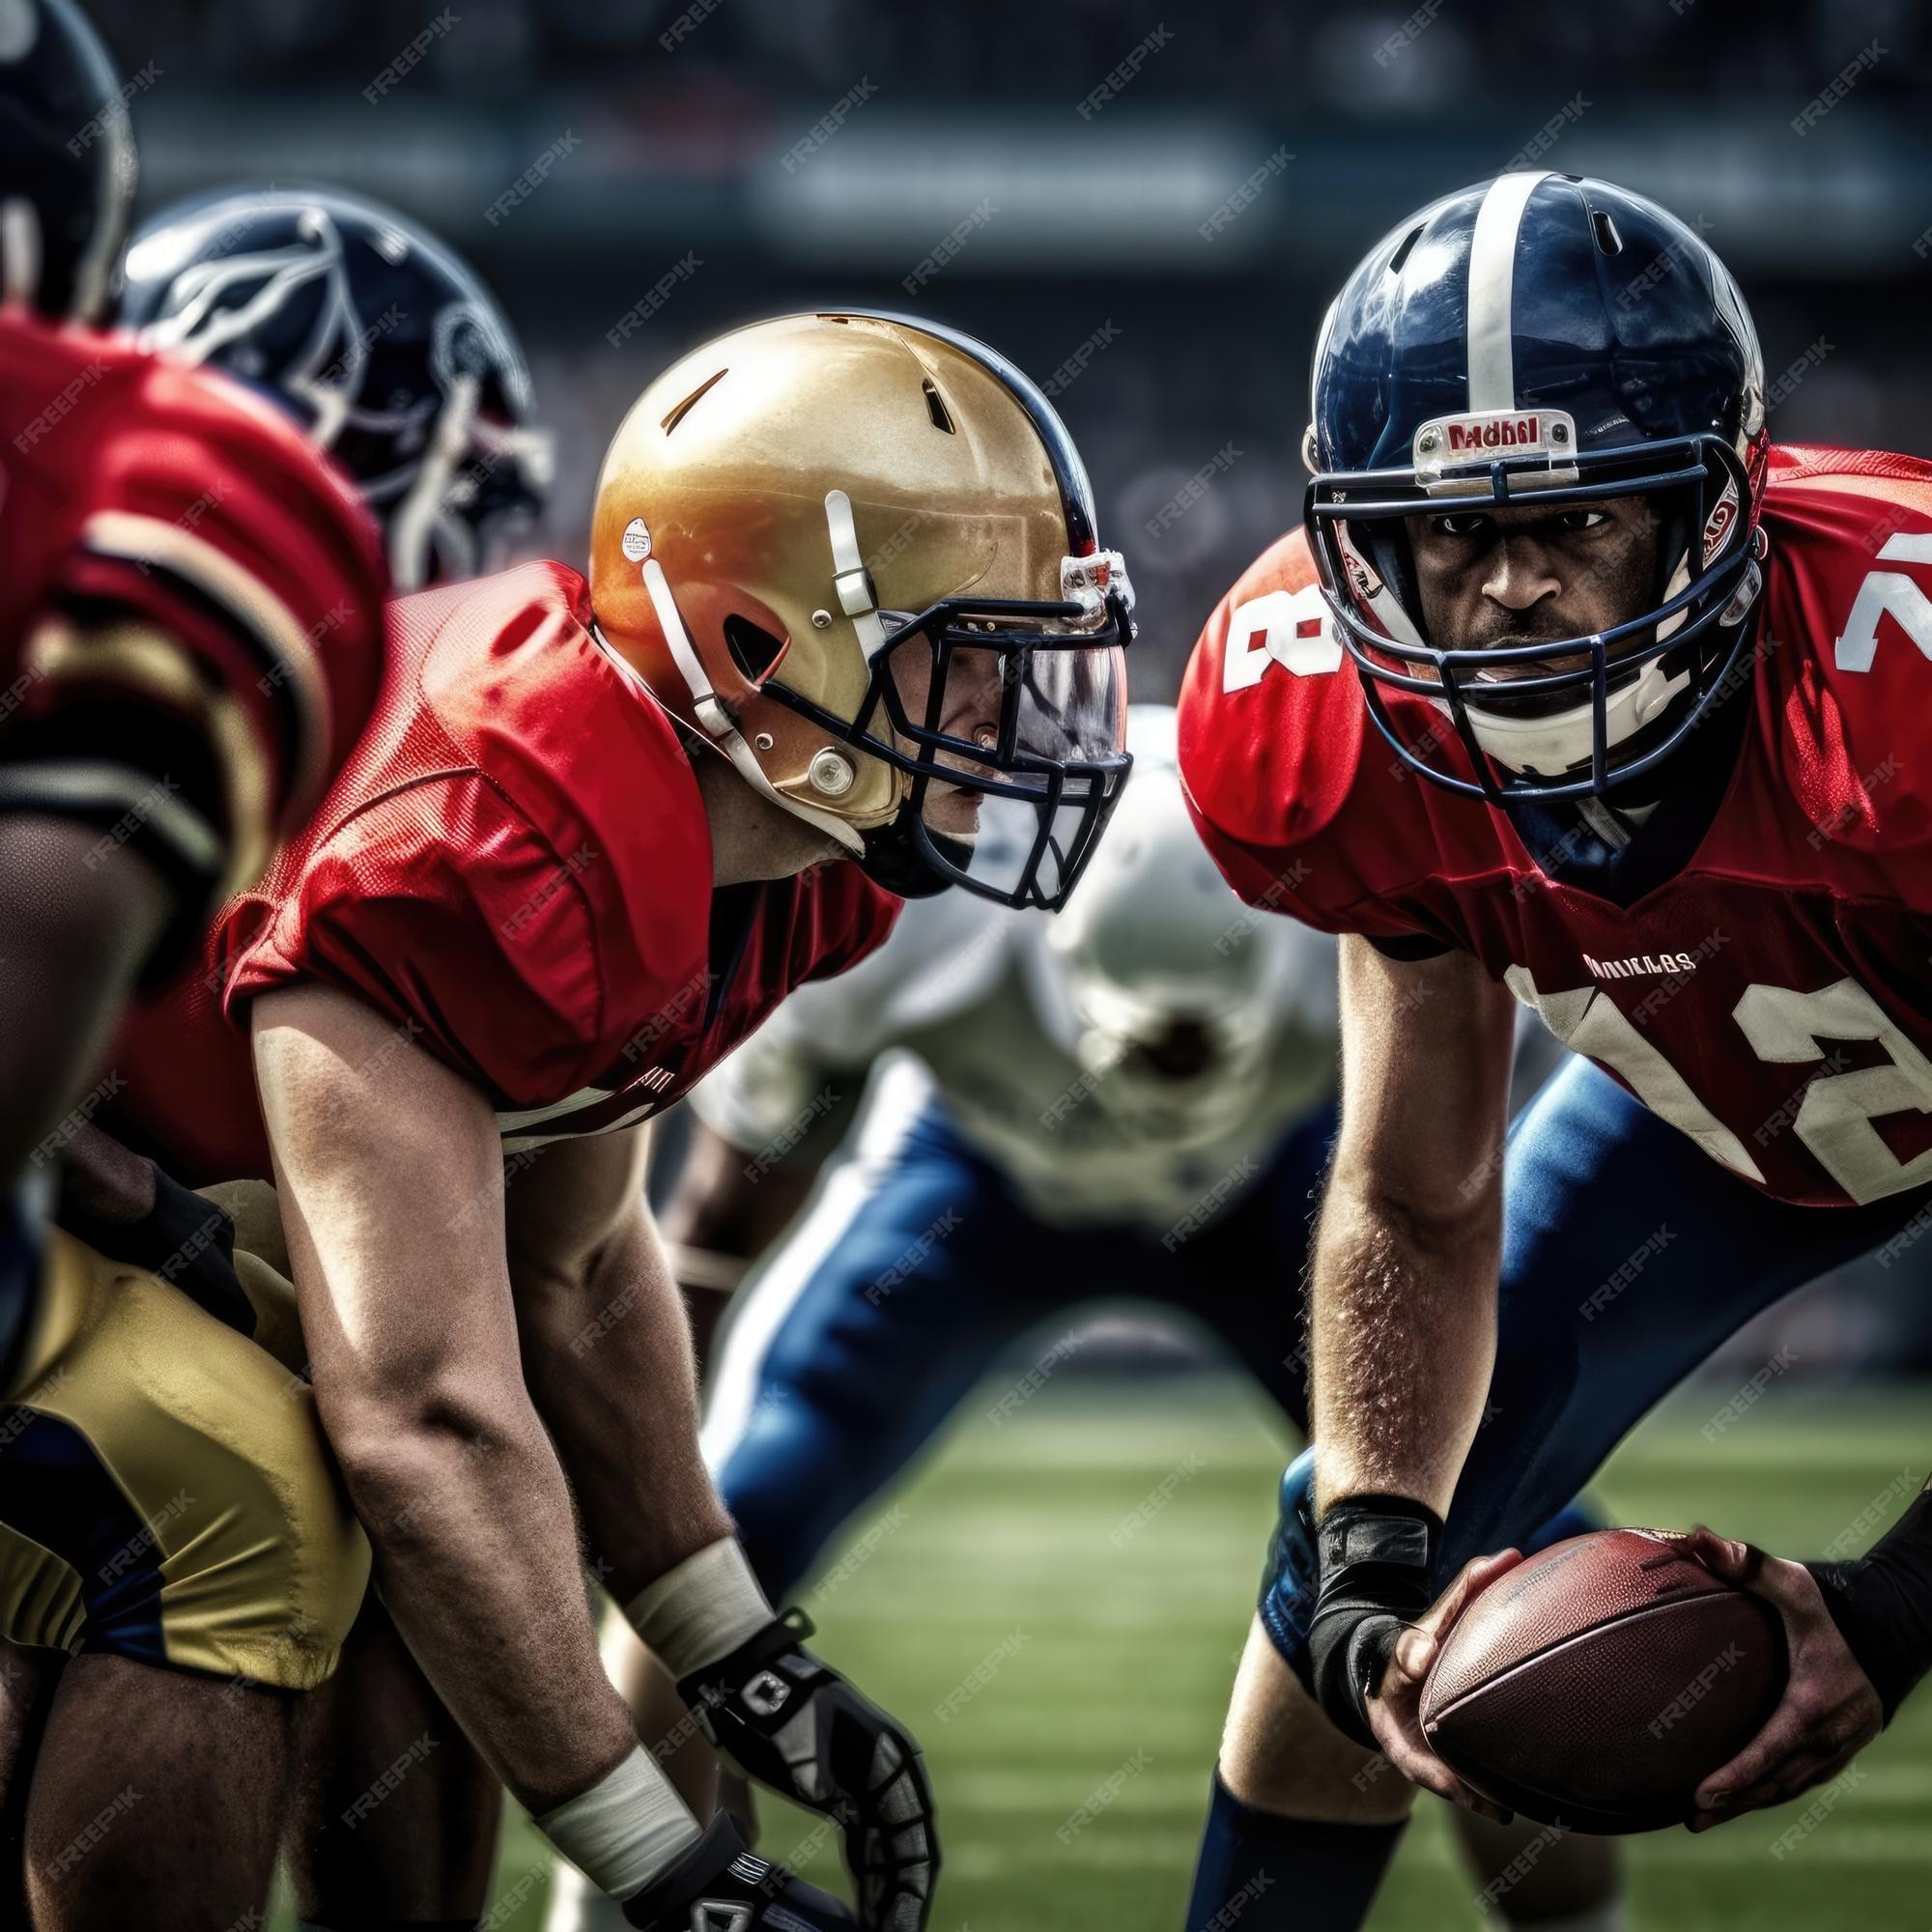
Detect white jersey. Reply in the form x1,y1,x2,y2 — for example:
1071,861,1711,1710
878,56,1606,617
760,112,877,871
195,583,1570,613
690,883,1340,1236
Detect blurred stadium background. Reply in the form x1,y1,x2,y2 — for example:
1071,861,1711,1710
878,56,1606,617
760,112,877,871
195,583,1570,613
83,0,1932,1922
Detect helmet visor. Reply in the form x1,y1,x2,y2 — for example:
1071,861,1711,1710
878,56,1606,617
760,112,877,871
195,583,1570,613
766,563,1135,909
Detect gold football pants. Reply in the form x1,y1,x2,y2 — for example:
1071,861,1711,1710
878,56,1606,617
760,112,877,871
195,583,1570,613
0,1198,368,1688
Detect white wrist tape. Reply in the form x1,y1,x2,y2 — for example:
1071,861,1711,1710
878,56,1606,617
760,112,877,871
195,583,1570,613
534,1745,699,1902
625,1535,774,1680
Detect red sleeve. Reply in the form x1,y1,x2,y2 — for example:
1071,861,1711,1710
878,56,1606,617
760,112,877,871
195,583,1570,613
1178,531,1453,946
223,775,611,1106
55,360,387,848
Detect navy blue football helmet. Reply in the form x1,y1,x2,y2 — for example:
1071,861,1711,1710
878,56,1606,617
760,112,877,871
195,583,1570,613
1303,172,1769,802
0,0,136,321
119,186,552,590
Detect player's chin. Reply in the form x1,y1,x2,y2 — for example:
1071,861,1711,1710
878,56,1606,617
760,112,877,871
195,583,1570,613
919,782,984,838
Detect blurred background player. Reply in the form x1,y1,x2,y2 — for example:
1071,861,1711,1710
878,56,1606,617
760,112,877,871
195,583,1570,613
118,183,554,592
0,3,390,1925
545,705,1619,1932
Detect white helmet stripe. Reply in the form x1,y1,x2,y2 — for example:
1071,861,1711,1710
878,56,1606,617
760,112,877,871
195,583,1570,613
1465,171,1550,412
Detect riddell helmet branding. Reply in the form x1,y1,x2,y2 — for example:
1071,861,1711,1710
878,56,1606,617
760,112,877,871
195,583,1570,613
1451,413,1542,450
1412,407,1579,492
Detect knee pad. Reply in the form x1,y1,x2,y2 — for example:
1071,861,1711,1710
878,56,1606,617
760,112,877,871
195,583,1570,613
1257,1449,1320,1688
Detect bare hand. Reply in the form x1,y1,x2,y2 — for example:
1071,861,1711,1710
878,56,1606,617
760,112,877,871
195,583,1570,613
1675,1527,1881,1831
1364,1548,1523,1823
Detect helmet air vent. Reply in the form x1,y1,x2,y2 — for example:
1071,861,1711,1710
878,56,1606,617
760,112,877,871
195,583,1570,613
1387,223,1424,276
660,366,728,435
922,377,955,435
1591,210,1624,256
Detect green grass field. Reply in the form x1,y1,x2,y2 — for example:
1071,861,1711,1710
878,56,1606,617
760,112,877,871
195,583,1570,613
296,1373,1932,1931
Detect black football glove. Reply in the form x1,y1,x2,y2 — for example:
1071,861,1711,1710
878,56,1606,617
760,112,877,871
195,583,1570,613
1304,1494,1443,1750
623,1813,856,1930
677,1609,936,1932
1807,1482,1932,1724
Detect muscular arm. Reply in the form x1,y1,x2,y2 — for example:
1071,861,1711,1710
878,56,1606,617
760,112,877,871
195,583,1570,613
252,982,638,1812
1300,937,1524,1796
502,1127,735,1598
1311,935,1519,1515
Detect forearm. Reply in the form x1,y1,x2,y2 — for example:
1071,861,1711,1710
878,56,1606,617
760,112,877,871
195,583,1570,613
1309,1170,1501,1517
516,1208,733,1599
322,1370,638,1812
254,987,641,1813
658,1119,817,1286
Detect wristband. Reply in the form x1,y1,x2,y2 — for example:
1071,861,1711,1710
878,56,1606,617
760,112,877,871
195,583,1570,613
1306,1494,1443,1750
535,1744,699,1902
1806,1483,1932,1725
624,1535,774,1680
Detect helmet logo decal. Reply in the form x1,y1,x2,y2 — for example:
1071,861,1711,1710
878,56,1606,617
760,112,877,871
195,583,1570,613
1701,482,1739,566
621,516,652,562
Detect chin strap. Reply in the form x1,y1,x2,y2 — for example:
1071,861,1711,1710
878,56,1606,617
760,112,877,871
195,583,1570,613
639,557,863,855
858,813,967,897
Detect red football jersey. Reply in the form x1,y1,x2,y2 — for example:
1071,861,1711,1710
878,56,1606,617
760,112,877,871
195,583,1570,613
0,311,386,887
1180,444,1932,1211
111,561,901,1184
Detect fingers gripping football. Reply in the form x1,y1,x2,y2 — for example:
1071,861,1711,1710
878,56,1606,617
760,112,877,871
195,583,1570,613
1368,1549,1522,1823
1676,1527,1882,1829
679,1616,938,1932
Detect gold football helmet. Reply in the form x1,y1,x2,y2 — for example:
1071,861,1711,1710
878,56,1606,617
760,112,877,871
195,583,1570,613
589,310,1134,908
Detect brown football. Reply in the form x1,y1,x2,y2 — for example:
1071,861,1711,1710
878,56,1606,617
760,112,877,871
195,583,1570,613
1418,1529,1787,1833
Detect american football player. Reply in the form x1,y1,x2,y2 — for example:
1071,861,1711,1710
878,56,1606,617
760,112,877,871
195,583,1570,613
109,178,554,1927
0,3,391,1925
1179,172,1932,1932
545,702,1620,1932
105,310,1135,1928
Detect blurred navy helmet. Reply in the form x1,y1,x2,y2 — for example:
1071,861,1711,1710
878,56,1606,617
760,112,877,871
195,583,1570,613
120,186,553,590
0,0,136,321
1303,172,1769,803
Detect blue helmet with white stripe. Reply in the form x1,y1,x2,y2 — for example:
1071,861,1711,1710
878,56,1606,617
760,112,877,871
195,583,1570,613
119,186,553,592
1303,172,1769,802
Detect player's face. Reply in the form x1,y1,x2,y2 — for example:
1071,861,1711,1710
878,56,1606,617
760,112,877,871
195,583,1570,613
1405,496,1661,692
885,642,1009,836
